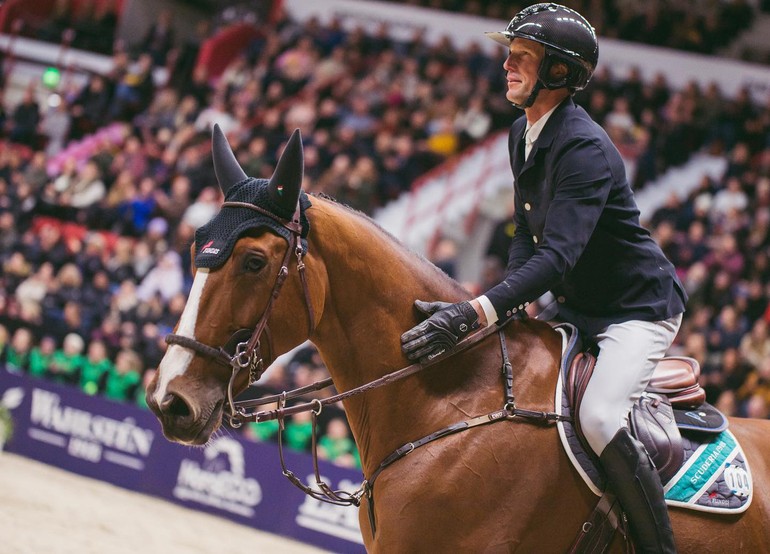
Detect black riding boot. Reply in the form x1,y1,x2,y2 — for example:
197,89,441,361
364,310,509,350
600,428,677,553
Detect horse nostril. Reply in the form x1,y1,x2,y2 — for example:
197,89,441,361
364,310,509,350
160,393,191,418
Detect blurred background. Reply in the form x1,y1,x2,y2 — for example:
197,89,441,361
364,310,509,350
1,0,770,550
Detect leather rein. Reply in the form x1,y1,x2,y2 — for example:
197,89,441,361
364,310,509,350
164,199,571,517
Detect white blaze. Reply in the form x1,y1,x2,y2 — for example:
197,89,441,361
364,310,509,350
154,269,210,404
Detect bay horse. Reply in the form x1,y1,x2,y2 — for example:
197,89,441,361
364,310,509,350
147,126,770,552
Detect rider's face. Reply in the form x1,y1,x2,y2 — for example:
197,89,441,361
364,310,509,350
503,38,544,105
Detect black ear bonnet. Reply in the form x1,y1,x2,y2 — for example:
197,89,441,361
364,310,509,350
193,181,311,269
194,125,310,270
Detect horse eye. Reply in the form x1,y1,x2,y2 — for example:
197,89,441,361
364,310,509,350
243,255,266,273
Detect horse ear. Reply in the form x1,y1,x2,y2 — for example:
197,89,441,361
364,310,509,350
268,129,303,213
211,123,247,196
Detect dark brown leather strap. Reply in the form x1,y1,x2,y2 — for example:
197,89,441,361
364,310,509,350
244,232,296,354
295,241,316,335
221,201,303,234
164,334,232,367
247,377,335,408
244,323,501,422
567,492,627,554
243,326,575,427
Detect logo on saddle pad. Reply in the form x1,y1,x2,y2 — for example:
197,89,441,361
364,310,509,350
684,411,707,424
723,464,751,498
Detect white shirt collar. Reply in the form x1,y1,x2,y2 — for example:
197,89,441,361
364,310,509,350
524,102,560,146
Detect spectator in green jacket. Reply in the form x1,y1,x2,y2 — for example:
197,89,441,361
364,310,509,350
284,409,313,451
5,327,34,373
28,335,57,378
246,419,280,443
318,417,360,469
80,339,113,395
103,349,142,402
47,333,85,384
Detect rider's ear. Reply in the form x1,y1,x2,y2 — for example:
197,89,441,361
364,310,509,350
211,123,247,196
267,128,304,213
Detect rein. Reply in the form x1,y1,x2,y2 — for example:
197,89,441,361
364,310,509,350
164,199,571,520
232,323,496,423
229,322,571,518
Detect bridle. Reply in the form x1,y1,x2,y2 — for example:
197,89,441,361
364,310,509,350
163,198,571,527
165,200,315,424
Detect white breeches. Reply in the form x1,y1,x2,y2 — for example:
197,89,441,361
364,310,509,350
578,314,683,456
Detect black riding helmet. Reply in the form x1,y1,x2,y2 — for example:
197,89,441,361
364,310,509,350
486,3,598,108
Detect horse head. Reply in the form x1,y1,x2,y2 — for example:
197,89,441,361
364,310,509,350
146,125,319,444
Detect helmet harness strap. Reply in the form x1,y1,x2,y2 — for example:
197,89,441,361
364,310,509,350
510,50,556,110
512,79,543,110
511,48,576,110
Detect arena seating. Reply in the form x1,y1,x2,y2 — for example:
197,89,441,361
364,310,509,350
1,1,769,475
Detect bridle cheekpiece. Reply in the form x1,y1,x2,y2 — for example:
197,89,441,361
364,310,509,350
165,198,315,427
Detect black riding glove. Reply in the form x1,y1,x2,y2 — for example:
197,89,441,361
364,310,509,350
400,300,480,363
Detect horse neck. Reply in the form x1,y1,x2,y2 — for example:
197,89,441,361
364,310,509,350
307,198,466,367
305,200,541,473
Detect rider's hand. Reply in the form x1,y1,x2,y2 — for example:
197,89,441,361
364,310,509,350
400,300,480,363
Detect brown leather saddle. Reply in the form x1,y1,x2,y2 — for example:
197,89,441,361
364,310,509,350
557,325,745,553
567,350,714,484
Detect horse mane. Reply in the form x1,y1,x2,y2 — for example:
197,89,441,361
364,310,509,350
308,192,470,299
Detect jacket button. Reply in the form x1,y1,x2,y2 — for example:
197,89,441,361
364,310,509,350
506,310,512,317
524,202,531,211
533,236,539,244
557,296,566,303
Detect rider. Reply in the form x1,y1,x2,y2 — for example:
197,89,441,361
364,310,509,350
400,4,686,552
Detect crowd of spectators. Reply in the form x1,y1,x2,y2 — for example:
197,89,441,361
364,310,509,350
2,2,770,471
37,0,121,55
27,0,763,60
391,0,759,56
641,135,770,420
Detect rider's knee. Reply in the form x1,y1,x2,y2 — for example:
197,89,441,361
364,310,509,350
578,402,624,456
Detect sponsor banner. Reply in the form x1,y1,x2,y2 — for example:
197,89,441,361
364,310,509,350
0,368,365,552
0,370,159,491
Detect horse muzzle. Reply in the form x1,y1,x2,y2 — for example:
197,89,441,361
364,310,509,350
145,380,225,445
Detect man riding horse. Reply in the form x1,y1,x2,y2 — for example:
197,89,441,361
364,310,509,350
401,4,687,552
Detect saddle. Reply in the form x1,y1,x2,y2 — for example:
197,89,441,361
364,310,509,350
561,326,726,484
555,324,751,552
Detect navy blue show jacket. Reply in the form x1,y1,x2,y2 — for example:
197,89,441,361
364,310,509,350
485,98,687,335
